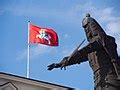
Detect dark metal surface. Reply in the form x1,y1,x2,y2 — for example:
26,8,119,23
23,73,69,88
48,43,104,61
48,13,120,90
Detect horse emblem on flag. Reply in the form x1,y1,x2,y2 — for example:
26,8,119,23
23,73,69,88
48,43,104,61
36,29,51,45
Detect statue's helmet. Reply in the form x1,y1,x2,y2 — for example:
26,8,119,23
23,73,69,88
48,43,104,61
86,13,90,17
82,13,91,28
83,13,106,41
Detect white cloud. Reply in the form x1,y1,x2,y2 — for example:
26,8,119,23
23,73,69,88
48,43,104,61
61,49,71,56
106,21,120,35
116,40,120,52
0,3,81,24
16,48,27,60
1,5,61,17
70,2,120,54
63,34,71,39
30,45,50,58
93,7,120,36
96,8,120,54
16,45,57,60
97,8,116,22
7,2,120,56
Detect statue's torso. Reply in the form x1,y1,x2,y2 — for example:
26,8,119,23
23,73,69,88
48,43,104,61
74,14,120,89
88,51,113,72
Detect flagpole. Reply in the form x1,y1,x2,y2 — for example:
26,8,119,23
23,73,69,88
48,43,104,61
27,21,30,78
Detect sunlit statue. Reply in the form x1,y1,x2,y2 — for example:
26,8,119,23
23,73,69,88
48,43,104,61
47,13,120,90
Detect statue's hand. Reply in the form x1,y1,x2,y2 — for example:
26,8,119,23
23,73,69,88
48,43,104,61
47,56,69,71
47,63,56,71
60,57,69,70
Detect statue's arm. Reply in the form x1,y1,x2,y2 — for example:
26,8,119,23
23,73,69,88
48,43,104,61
65,40,103,65
48,40,103,70
60,51,88,66
78,40,103,54
47,53,88,71
47,49,88,70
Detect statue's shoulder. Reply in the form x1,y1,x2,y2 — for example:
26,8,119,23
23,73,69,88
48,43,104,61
106,35,115,40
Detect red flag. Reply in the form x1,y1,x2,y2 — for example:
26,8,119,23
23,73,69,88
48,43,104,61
29,24,59,46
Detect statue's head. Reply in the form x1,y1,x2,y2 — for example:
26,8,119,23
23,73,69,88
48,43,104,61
83,13,106,42
82,13,91,28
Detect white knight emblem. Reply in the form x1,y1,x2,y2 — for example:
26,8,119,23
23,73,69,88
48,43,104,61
36,29,51,44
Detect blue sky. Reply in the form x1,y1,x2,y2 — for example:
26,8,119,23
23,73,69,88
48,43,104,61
0,0,120,90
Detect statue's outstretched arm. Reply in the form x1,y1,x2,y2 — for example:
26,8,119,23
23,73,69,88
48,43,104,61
47,39,105,71
47,50,88,71
60,40,104,68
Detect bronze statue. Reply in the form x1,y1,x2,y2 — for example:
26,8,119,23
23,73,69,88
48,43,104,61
47,13,120,90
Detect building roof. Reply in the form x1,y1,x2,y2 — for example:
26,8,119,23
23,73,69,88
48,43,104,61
0,72,74,90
